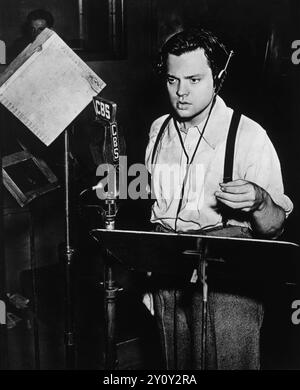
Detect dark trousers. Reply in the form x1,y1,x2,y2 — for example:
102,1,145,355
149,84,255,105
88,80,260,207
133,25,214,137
153,286,264,370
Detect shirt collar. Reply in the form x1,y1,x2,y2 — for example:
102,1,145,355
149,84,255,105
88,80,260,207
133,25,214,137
176,96,231,150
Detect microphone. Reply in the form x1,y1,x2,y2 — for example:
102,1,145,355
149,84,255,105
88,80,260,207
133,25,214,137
93,97,121,160
92,96,126,229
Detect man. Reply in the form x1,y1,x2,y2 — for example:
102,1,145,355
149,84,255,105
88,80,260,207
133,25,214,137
7,9,54,63
26,8,54,42
145,28,293,369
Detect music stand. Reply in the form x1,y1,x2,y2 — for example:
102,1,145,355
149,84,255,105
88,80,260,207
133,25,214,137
91,228,300,370
0,28,106,369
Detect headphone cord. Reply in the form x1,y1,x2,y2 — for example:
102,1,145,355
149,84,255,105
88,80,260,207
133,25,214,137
173,94,217,232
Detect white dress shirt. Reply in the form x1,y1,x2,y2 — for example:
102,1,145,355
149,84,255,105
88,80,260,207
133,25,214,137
145,96,293,232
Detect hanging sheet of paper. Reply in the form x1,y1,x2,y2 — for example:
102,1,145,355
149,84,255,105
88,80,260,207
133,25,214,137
0,28,106,146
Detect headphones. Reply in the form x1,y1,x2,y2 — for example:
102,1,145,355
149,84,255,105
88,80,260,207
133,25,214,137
214,49,234,95
156,28,234,96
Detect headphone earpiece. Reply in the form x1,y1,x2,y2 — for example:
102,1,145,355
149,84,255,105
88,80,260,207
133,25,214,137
217,69,225,80
214,50,234,94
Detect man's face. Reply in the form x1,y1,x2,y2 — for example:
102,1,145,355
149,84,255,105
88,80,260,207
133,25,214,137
166,48,215,126
30,19,48,40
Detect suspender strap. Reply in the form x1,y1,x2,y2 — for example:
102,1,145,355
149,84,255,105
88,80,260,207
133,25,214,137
151,114,172,165
152,111,241,178
222,110,241,227
151,111,241,227
223,111,241,183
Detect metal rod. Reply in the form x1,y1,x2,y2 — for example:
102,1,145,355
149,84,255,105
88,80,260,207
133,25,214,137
104,261,118,369
64,128,76,369
65,247,75,369
0,107,8,370
78,0,84,42
201,258,208,370
64,130,71,251
102,194,119,368
29,208,40,369
197,240,208,370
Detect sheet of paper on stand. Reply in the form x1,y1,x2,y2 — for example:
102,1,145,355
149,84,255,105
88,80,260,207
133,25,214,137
0,28,106,146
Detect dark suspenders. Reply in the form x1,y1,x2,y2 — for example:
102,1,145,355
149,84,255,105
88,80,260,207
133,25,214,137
222,110,241,226
150,110,241,225
223,110,241,183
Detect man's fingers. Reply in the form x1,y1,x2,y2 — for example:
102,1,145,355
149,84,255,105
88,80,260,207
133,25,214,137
216,180,265,213
220,179,246,187
219,183,250,194
215,190,253,203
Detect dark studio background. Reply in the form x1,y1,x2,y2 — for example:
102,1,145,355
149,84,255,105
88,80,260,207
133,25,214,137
0,0,299,370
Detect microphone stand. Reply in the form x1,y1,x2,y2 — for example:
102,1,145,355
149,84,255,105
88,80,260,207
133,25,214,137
64,127,76,369
197,239,208,370
0,106,8,370
103,198,120,369
92,96,123,369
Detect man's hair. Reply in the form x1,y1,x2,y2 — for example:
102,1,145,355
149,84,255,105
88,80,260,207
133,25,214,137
26,9,54,28
157,27,228,80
